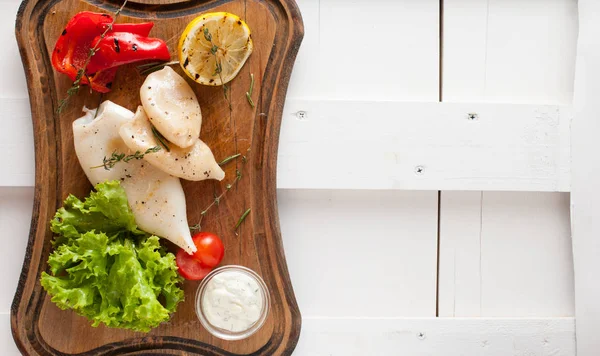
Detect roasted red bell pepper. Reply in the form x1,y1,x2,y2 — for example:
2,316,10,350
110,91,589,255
103,22,153,37
86,32,171,74
52,11,170,93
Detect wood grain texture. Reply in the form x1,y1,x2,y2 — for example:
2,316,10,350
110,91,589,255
11,0,304,354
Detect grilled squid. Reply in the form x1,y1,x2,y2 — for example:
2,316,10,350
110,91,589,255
72,100,197,254
119,106,225,182
140,66,201,148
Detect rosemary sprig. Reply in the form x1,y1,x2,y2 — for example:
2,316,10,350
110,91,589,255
245,73,255,108
235,208,251,231
90,146,161,170
56,0,129,113
137,60,179,76
151,125,171,152
219,153,241,166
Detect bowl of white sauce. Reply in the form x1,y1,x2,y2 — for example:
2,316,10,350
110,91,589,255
195,265,270,340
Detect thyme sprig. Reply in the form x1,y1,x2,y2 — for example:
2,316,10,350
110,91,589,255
203,27,232,110
90,146,161,170
56,0,129,113
245,73,255,108
190,150,249,232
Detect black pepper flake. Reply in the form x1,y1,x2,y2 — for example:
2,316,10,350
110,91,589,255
131,135,134,138
61,29,67,36
209,79,214,83
106,82,113,89
175,158,178,161
183,57,190,68
237,20,242,25
114,38,120,53
132,43,138,51
195,73,200,80
126,174,132,178
141,201,145,204
147,86,151,89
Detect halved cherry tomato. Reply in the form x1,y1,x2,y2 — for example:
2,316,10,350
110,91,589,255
176,232,224,280
191,232,225,267
176,250,213,280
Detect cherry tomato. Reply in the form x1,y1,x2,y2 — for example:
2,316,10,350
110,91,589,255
191,232,224,268
176,249,213,280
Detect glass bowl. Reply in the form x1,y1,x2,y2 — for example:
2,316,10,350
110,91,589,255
195,265,270,340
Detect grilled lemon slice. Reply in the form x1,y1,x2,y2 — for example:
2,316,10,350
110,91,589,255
178,12,253,86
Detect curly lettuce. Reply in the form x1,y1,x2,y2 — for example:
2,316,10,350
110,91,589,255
40,180,183,332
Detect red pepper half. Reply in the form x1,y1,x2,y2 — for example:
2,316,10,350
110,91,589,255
86,32,171,74
103,22,153,37
51,11,170,93
52,12,116,93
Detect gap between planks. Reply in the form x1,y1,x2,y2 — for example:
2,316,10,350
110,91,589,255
435,0,444,318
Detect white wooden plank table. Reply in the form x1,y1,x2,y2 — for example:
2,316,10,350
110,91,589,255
570,0,600,354
0,0,591,355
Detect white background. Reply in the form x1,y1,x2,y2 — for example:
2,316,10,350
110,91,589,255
0,0,581,355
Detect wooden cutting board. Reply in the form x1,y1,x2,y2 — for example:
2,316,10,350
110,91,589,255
11,0,303,354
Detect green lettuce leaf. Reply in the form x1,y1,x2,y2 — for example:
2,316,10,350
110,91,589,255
40,180,183,332
50,180,141,243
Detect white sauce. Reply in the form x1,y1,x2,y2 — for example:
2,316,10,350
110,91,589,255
201,270,264,332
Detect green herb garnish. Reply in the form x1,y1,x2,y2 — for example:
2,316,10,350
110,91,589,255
246,73,255,108
91,146,161,170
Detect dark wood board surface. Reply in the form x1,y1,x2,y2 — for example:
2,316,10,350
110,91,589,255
11,0,303,354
